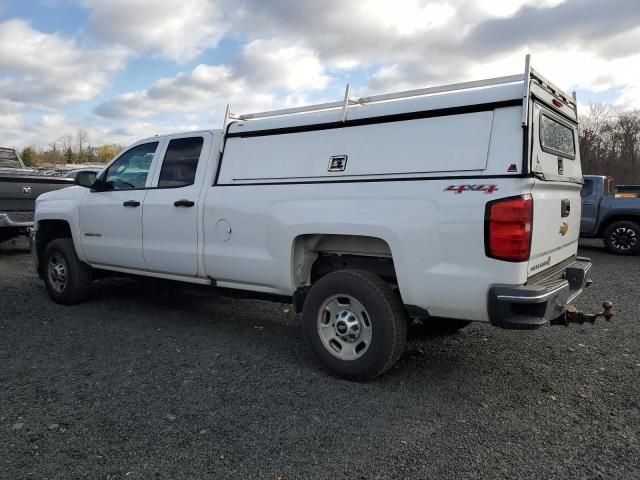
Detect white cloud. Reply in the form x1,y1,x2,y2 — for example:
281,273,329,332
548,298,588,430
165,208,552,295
4,0,640,150
0,19,127,107
358,0,455,35
474,0,566,18
94,39,333,124
95,64,245,119
79,0,225,62
238,39,330,91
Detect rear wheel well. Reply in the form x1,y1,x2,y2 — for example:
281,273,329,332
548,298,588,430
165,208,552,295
310,254,396,284
36,220,73,275
292,234,396,286
599,215,640,236
291,234,398,312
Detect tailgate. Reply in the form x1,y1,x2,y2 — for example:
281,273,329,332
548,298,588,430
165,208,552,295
0,174,72,213
528,180,582,277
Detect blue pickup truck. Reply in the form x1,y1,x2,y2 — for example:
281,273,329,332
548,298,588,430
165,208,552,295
581,175,640,255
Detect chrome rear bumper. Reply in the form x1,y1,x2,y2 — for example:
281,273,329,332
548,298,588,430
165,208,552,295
488,257,592,330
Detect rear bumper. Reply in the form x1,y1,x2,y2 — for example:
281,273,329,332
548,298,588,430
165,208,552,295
488,257,592,330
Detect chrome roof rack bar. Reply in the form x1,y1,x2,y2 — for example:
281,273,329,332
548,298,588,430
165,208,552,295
235,74,524,121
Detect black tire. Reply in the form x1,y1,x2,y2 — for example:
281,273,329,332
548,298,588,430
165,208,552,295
43,238,93,304
603,220,640,256
408,318,472,338
302,269,407,381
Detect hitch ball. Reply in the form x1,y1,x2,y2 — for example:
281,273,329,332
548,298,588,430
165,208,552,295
552,301,614,327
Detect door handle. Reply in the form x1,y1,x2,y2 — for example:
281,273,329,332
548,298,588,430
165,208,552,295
174,199,195,207
123,200,140,207
561,198,571,218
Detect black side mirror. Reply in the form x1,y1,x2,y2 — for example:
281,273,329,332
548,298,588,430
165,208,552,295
90,178,108,192
74,171,97,188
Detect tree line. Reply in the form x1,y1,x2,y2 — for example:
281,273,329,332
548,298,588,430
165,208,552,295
579,105,640,185
19,129,123,167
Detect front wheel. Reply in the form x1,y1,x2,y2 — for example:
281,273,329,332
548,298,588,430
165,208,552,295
302,269,407,381
603,221,640,255
43,238,93,304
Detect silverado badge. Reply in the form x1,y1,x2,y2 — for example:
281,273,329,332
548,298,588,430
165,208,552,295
559,222,569,236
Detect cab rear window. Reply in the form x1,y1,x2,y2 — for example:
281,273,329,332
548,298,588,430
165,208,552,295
540,114,576,159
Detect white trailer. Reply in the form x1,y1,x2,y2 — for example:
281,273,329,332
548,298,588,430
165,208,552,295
33,56,611,379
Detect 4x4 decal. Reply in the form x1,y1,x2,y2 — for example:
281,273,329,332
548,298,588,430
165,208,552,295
444,184,499,194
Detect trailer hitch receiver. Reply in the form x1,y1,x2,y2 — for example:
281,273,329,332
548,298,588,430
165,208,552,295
550,301,614,327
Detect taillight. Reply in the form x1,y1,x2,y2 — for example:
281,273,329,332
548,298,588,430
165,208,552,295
485,195,533,262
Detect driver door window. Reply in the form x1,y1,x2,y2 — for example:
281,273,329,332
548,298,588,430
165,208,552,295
103,142,158,190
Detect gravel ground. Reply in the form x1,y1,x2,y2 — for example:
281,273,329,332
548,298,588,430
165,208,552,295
1,237,639,479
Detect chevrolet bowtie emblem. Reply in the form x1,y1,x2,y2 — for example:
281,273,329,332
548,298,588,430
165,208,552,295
559,222,569,236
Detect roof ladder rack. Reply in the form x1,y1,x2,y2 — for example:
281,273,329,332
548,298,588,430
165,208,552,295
222,54,576,127
232,75,524,123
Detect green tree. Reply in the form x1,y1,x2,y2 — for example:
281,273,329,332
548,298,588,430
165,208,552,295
21,146,38,167
96,144,120,163
63,146,74,164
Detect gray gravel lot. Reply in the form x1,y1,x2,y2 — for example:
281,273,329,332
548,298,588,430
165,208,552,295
1,237,639,479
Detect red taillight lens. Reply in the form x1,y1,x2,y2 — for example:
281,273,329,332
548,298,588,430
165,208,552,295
485,195,533,262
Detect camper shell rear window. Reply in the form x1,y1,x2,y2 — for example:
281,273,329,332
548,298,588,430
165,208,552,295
540,113,576,159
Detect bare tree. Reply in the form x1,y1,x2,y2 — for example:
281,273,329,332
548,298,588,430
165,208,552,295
579,105,640,184
75,129,90,163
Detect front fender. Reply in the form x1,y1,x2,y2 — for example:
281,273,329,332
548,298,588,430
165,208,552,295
35,187,88,262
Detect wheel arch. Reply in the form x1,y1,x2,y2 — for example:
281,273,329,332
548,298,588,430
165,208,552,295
35,219,74,276
598,214,640,237
291,233,396,285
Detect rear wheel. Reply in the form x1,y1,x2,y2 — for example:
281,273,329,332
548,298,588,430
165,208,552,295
603,221,640,255
43,238,93,304
302,269,407,381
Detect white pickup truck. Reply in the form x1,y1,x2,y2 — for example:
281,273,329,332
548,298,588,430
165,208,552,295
33,57,607,379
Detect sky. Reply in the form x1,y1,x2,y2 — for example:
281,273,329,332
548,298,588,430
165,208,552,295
1,0,639,150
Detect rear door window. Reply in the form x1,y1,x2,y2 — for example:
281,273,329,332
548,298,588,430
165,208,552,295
158,137,204,188
540,114,576,159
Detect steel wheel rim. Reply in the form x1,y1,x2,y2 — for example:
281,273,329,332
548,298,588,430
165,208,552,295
48,253,68,293
317,294,372,361
611,227,637,251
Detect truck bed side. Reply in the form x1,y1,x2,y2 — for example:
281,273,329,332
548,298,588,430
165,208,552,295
203,102,528,322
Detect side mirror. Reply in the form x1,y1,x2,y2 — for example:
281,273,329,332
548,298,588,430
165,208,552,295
74,171,97,188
